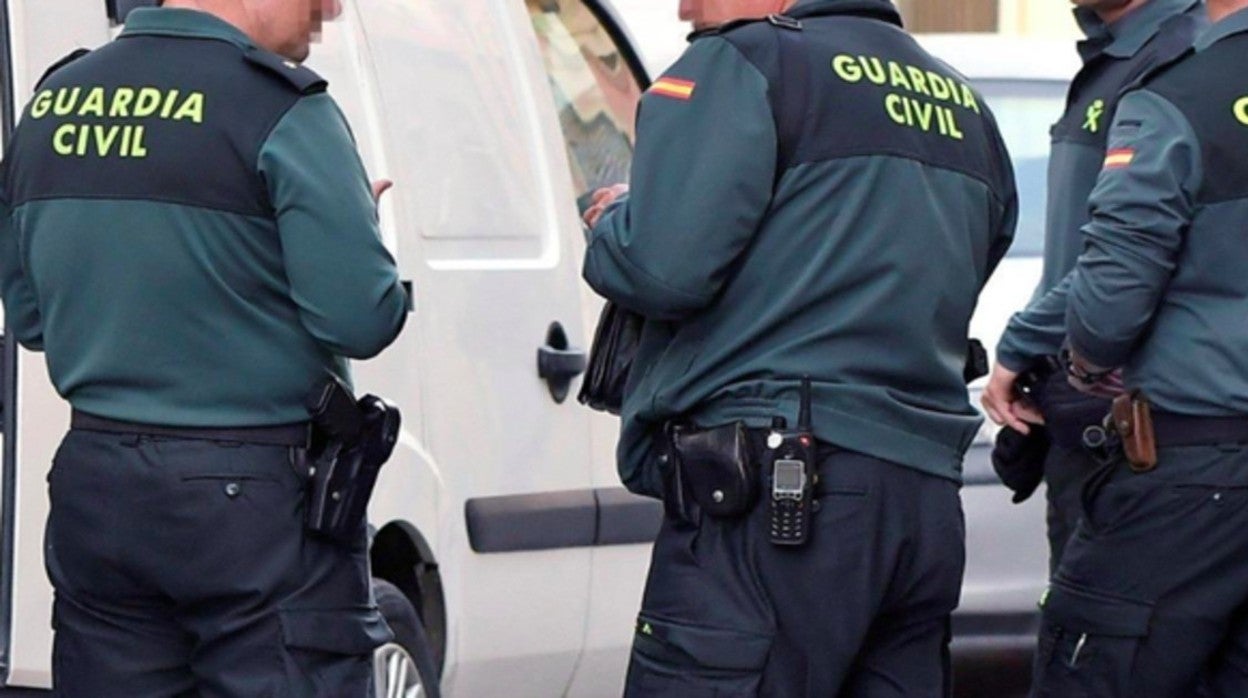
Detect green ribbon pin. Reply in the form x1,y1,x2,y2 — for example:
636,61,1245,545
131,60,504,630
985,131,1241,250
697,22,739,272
1084,99,1106,133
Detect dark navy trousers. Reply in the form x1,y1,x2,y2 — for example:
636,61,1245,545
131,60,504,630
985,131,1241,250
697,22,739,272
44,428,392,697
1034,371,1112,576
1032,444,1248,697
1042,440,1098,575
624,447,965,697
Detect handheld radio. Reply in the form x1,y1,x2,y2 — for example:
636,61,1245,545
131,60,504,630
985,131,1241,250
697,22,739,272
766,377,817,546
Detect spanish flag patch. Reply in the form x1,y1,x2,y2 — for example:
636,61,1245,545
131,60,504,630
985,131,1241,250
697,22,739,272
650,77,696,101
1103,148,1135,170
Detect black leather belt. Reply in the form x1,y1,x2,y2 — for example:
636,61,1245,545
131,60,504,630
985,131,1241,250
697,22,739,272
71,410,309,448
1152,412,1248,448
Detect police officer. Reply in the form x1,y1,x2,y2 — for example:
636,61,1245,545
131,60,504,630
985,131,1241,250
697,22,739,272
582,0,1016,694
1019,0,1248,694
0,0,408,695
981,0,1205,572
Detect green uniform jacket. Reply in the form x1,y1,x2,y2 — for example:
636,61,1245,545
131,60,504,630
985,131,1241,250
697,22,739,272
0,9,407,427
583,0,1016,493
1066,9,1248,416
996,0,1205,371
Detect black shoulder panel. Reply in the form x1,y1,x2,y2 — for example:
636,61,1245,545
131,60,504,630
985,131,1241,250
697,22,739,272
1124,12,1204,94
1052,8,1202,152
725,12,1012,202
1146,32,1248,204
1124,45,1192,95
8,34,309,217
36,48,91,90
243,48,328,95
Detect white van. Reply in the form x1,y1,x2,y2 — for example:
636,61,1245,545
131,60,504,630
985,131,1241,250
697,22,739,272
0,1,654,695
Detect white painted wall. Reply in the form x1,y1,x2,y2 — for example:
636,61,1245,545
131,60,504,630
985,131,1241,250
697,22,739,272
999,0,1081,38
608,0,689,74
609,0,1083,76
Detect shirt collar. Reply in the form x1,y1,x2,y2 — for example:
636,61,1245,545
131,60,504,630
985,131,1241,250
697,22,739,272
687,0,900,42
120,7,255,50
1075,0,1200,60
787,0,903,27
1195,4,1248,51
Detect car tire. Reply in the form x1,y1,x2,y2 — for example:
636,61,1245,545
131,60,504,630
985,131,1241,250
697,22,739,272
373,578,442,698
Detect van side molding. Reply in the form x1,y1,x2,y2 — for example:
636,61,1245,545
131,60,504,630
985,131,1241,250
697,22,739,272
464,487,661,553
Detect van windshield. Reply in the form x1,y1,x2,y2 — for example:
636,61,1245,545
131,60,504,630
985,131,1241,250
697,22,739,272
526,0,642,196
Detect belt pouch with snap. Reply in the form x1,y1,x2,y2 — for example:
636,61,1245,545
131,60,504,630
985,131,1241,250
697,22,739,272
669,422,757,519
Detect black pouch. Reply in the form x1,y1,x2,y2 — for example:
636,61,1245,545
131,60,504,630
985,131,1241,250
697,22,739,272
991,425,1049,504
669,422,758,519
658,431,698,526
578,302,644,414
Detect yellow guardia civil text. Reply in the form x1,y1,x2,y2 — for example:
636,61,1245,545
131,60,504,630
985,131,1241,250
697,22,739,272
28,86,206,159
831,54,980,141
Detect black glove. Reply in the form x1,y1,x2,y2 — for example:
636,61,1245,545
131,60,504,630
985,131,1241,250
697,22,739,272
991,425,1049,504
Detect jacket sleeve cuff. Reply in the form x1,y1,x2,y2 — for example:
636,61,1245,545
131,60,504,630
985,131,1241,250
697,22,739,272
1065,310,1127,370
994,346,1033,374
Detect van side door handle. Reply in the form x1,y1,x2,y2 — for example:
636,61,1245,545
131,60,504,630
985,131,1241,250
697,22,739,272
537,322,587,404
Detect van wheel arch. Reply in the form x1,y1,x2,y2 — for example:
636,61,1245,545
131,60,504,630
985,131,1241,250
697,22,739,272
370,520,447,673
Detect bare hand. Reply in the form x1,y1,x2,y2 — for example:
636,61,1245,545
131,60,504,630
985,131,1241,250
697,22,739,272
582,184,629,229
372,179,394,204
981,363,1044,435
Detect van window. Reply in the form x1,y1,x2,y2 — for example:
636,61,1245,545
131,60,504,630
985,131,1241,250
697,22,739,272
526,0,641,196
356,1,557,260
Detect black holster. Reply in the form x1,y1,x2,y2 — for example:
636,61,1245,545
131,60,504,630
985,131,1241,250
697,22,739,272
662,422,758,522
305,378,402,545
